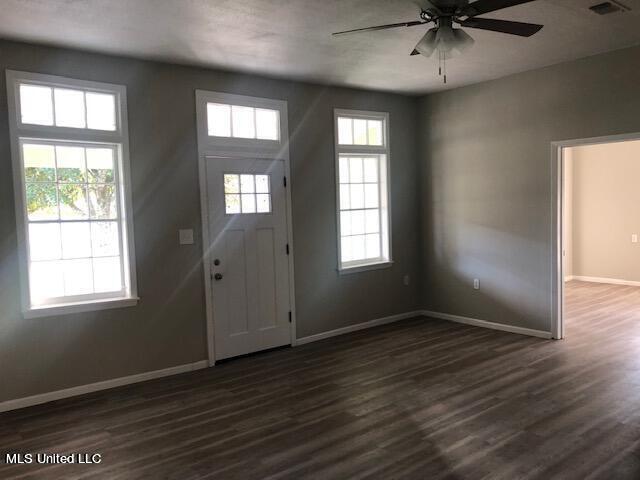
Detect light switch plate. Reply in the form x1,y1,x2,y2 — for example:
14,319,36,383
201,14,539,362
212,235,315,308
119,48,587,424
179,229,194,245
633,234,638,244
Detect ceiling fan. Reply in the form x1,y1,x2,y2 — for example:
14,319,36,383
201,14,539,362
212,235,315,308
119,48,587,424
332,0,543,83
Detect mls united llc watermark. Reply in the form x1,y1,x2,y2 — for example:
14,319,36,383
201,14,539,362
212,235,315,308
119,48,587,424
5,453,102,465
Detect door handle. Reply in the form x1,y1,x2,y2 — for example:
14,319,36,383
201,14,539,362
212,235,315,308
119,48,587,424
214,273,223,281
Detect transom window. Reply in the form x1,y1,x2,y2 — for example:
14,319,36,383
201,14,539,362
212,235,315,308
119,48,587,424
208,103,279,141
335,110,391,271
19,83,117,131
337,116,384,146
224,173,271,214
7,70,137,317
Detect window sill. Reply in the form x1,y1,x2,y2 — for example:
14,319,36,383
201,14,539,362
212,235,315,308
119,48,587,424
338,261,393,275
23,296,139,319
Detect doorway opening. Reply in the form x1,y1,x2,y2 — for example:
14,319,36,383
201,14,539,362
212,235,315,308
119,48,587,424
553,133,640,339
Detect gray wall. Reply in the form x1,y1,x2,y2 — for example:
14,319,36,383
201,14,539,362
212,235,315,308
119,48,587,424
418,44,640,332
0,40,420,403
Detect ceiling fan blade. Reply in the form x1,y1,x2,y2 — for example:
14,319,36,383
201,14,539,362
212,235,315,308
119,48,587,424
458,17,542,37
332,20,426,36
461,0,537,17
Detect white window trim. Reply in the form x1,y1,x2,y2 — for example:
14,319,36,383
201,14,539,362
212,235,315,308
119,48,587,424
334,108,393,273
6,70,138,318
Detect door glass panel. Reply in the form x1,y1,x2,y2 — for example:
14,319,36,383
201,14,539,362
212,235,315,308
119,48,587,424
224,173,271,214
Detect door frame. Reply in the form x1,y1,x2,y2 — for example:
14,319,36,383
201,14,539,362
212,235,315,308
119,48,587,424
551,131,640,340
195,90,297,366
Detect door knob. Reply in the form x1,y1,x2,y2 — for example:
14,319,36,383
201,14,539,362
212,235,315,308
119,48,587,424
214,273,223,281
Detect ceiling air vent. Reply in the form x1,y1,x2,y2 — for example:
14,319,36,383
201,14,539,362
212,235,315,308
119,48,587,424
589,1,630,15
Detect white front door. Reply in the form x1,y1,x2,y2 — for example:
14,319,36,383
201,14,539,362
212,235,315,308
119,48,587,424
206,157,292,360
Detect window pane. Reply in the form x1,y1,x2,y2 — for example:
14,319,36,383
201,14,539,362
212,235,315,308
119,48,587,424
30,260,64,301
339,184,350,210
363,157,378,183
351,235,366,261
340,211,352,236
240,174,255,193
364,184,379,208
54,88,85,128
367,120,383,146
225,194,240,214
29,223,61,261
91,222,119,257
339,156,350,183
365,209,379,234
353,119,367,145
231,106,255,139
23,144,56,182
60,222,92,259
256,194,270,213
350,184,364,209
224,174,240,193
87,148,114,183
88,184,117,219
337,117,353,145
26,183,58,220
365,233,381,258
20,84,53,126
256,108,278,140
208,103,231,137
56,145,86,183
86,92,116,131
93,256,122,293
59,184,88,219
351,210,365,235
62,259,93,296
255,175,269,193
349,157,363,183
241,193,256,213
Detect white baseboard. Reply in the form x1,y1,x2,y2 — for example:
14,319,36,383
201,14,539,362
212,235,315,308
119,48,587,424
294,311,423,345
564,275,574,282
420,310,552,339
571,275,640,287
0,360,209,413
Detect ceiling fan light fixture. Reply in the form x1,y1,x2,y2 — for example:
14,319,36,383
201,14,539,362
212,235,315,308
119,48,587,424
415,25,475,60
414,28,438,57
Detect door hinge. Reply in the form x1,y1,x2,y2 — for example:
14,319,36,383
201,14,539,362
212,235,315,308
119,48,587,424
284,176,287,187
286,243,290,255
288,311,292,323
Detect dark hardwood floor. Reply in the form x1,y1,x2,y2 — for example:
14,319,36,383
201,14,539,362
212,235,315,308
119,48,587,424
2,280,640,479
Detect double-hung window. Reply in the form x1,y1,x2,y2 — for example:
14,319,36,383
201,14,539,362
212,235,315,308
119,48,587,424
7,71,137,317
334,109,391,272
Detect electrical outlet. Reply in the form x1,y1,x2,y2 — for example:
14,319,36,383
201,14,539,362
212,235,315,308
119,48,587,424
632,234,638,244
473,278,480,290
403,275,410,286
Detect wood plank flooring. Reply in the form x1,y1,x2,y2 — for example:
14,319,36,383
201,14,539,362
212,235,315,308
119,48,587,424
2,280,640,479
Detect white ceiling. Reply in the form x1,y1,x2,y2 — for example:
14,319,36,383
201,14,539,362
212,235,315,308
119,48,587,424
2,0,640,94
